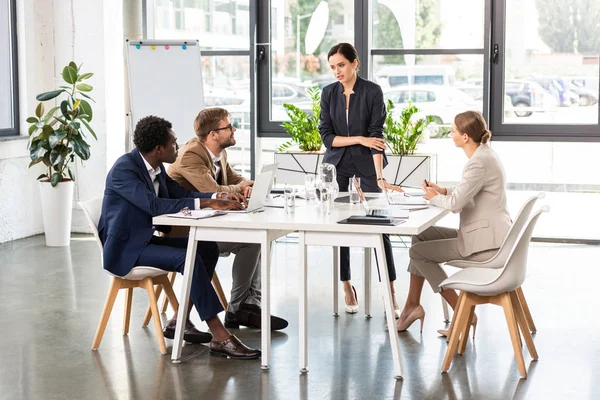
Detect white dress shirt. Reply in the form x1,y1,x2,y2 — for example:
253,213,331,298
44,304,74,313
206,147,222,181
140,153,203,209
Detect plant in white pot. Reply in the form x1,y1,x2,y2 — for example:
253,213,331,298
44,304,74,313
278,86,322,152
27,62,97,247
383,100,436,187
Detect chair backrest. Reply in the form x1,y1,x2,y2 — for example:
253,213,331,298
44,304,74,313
489,206,548,292
474,193,545,267
79,197,104,252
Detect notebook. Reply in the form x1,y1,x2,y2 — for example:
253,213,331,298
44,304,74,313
222,170,273,213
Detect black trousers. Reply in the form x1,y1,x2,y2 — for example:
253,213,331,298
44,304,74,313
135,236,223,321
335,150,397,282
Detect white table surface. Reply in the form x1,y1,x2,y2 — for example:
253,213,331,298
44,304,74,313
153,194,449,376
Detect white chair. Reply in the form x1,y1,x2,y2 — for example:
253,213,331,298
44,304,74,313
81,197,179,355
440,206,548,378
443,193,545,335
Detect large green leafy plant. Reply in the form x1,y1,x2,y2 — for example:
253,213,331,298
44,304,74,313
27,62,97,187
278,86,322,152
384,100,433,155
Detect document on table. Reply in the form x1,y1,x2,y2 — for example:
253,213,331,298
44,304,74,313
166,210,226,219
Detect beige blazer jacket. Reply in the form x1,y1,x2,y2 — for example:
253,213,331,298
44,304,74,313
168,138,246,193
429,144,511,257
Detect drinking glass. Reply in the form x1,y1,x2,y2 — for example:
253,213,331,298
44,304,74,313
304,174,317,203
284,187,296,214
320,187,333,214
349,177,361,204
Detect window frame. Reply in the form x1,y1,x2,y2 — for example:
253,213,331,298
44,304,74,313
489,0,600,142
0,0,19,137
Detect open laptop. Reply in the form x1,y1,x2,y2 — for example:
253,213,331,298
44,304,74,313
223,170,274,213
260,163,279,194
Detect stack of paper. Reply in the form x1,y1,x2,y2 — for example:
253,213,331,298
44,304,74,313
167,210,226,219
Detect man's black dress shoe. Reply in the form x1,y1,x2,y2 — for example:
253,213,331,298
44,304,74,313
232,304,289,331
163,320,212,344
209,335,261,360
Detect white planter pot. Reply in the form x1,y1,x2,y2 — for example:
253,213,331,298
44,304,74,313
274,151,324,185
275,151,437,188
39,180,74,247
383,153,437,187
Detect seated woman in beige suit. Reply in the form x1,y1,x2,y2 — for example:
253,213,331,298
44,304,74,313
396,111,511,334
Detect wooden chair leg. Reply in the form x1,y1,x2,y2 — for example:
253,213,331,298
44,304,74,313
155,274,180,313
143,277,167,355
442,293,470,372
510,291,539,361
92,278,122,350
501,293,527,378
123,288,134,335
516,287,536,333
445,291,465,343
142,283,164,327
458,304,476,355
212,272,228,311
160,272,177,313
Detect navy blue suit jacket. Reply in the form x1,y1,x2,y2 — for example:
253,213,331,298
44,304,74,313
319,76,388,177
98,148,213,277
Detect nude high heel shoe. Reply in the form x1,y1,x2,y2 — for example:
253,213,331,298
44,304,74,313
345,286,359,314
396,305,425,332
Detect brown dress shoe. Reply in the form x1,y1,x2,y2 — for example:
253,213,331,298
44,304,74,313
163,320,212,344
209,335,261,360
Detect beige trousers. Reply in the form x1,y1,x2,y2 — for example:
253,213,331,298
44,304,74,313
407,226,499,293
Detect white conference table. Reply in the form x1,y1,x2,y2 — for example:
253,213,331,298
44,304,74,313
153,195,449,379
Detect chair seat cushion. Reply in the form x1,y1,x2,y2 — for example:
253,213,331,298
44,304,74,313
440,267,506,296
121,266,169,280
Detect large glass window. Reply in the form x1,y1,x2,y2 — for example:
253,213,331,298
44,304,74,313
148,0,252,178
371,0,487,138
262,0,354,128
154,0,250,50
0,0,18,136
491,0,600,137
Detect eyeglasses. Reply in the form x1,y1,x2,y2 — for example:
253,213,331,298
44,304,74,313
213,124,234,133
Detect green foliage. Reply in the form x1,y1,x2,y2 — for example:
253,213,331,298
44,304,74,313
27,62,96,187
278,86,322,152
536,0,600,53
384,100,433,156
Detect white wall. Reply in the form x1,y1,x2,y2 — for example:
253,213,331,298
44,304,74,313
0,0,128,243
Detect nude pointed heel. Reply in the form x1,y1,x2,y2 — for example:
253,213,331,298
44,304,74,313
396,305,426,332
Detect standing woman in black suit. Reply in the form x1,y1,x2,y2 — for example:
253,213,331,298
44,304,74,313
319,43,403,315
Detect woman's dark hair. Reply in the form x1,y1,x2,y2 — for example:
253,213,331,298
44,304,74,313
133,115,173,153
454,111,492,144
327,42,360,68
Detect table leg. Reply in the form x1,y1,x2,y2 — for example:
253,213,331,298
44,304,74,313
364,248,371,319
299,232,308,373
375,235,403,379
171,227,199,363
333,246,339,317
260,231,271,370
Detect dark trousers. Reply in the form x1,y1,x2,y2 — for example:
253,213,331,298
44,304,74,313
135,236,223,321
335,150,397,282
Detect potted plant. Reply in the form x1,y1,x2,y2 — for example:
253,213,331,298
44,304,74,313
275,86,323,185
383,100,436,187
27,62,97,247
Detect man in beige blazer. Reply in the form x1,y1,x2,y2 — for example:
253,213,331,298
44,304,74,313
169,107,287,331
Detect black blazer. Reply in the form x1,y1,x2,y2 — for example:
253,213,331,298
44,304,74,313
319,76,388,177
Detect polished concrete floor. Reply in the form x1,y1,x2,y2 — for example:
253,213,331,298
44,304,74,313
0,235,598,400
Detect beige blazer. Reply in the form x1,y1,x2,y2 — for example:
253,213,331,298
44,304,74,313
168,138,246,193
429,144,511,257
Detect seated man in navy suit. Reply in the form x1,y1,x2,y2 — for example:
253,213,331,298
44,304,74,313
98,115,260,359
